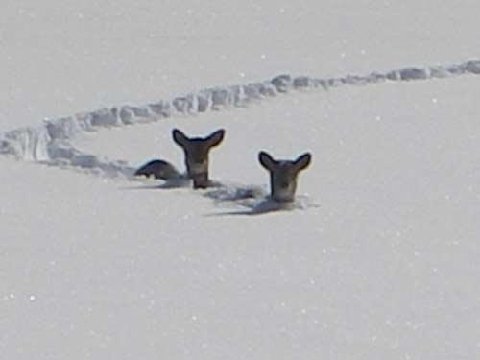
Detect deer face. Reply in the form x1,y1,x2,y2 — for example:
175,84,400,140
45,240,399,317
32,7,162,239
172,129,225,188
258,151,312,203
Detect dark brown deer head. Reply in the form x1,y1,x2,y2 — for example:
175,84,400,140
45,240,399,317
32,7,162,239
173,129,225,189
258,151,312,202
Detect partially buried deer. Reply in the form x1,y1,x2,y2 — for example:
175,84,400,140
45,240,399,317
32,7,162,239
134,128,225,189
258,151,312,203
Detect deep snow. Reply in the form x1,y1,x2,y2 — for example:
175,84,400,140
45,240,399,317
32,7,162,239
2,1,480,359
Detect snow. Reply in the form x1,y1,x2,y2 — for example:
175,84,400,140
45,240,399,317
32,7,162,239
2,1,480,359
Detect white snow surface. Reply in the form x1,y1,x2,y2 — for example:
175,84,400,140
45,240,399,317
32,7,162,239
2,1,480,359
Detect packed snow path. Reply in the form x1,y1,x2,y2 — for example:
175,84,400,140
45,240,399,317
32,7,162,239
1,59,479,178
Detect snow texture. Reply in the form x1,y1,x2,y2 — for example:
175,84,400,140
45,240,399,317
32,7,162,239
1,59,479,179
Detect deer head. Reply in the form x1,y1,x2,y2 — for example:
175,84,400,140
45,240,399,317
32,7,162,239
258,151,312,202
172,128,225,189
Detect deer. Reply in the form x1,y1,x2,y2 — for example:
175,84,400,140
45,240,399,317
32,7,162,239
258,151,312,203
134,128,225,189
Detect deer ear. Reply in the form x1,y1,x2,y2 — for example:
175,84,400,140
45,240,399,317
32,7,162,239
294,153,312,171
205,129,225,148
172,129,189,148
258,151,278,171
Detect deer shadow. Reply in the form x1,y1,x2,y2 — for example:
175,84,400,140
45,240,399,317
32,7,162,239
204,184,318,216
125,175,318,216
121,177,191,191
206,195,319,216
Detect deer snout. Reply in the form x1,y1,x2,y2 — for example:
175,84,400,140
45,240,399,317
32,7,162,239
186,160,207,176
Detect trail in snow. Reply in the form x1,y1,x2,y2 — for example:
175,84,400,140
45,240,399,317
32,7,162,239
1,59,479,179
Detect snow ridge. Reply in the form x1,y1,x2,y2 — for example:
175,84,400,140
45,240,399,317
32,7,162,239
1,59,479,178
